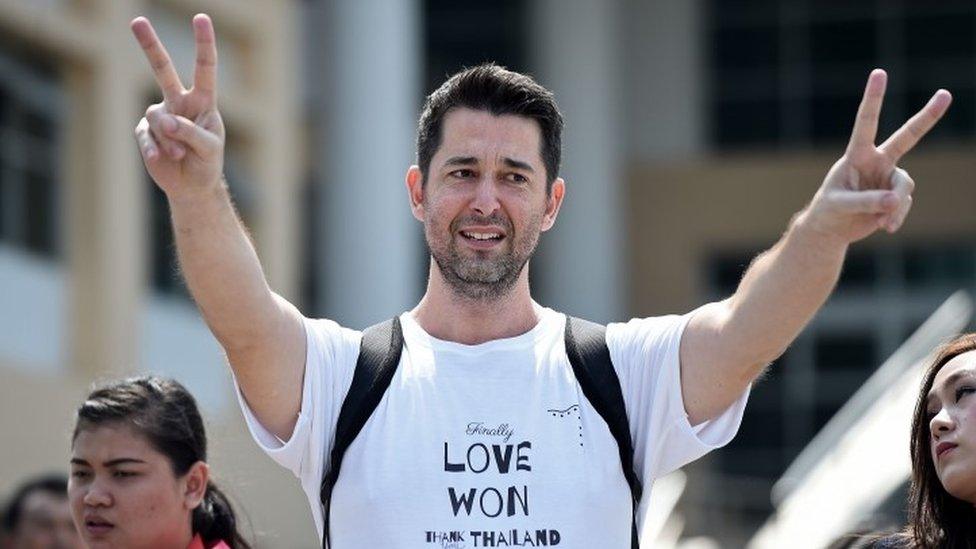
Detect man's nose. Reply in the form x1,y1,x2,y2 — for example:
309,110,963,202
470,176,500,216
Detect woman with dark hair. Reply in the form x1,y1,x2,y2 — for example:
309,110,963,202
861,334,976,548
68,376,251,549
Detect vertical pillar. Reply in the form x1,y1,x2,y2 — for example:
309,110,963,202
623,0,705,161
313,0,423,327
67,0,144,376
529,0,624,322
252,2,301,301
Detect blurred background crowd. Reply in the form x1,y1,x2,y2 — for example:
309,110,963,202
1,0,975,547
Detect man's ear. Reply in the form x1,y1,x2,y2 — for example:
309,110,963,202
183,461,209,511
406,165,425,222
541,177,565,232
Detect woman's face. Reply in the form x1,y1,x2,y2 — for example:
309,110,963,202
68,423,207,549
926,349,976,503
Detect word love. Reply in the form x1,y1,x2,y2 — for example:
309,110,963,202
443,441,531,474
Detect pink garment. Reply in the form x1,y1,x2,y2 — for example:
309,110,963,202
187,534,231,549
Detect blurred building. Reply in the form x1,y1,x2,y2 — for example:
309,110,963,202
0,0,313,545
2,0,975,547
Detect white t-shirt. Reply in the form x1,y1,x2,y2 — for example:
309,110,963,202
236,307,749,548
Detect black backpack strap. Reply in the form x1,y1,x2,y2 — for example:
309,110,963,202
319,317,403,548
564,316,642,549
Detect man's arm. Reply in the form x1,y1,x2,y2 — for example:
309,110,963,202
131,15,305,440
679,69,952,425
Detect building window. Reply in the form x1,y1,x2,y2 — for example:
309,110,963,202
0,51,62,258
424,0,528,95
148,180,183,297
707,0,976,148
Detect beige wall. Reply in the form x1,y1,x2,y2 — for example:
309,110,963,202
628,144,976,315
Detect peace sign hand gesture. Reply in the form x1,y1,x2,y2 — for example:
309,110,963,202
132,14,225,201
803,69,952,245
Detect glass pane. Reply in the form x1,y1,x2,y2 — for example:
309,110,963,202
24,170,55,255
836,249,877,291
810,92,862,145
708,250,759,296
0,52,61,258
148,179,189,298
809,18,877,66
814,332,876,373
22,108,54,142
712,96,781,146
904,12,976,61
425,0,527,95
904,244,976,289
709,0,778,25
711,25,780,71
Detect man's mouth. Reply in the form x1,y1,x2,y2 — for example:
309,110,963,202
461,230,503,241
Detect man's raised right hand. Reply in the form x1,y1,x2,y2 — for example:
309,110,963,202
128,14,307,441
132,14,225,201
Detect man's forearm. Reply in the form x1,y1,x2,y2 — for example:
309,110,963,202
168,180,286,355
679,210,849,425
723,210,848,370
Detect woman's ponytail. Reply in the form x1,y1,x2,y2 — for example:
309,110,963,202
192,481,252,549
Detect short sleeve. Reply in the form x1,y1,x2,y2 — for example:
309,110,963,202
606,310,749,483
233,316,361,537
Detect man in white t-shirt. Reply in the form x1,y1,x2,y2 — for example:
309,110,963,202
129,13,951,548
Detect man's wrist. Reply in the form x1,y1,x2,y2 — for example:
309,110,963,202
165,176,228,208
789,208,850,255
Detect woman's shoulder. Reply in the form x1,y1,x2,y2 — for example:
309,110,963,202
829,532,911,549
865,534,911,549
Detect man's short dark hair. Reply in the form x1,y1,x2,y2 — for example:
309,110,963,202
416,63,564,191
1,474,67,533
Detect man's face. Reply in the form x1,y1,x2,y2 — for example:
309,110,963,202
408,108,564,300
8,490,82,549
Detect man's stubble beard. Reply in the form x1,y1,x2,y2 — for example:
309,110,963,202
426,211,543,302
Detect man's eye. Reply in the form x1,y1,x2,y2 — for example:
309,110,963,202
450,169,475,179
507,173,528,183
71,470,90,479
